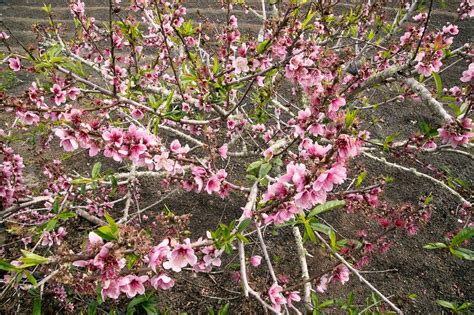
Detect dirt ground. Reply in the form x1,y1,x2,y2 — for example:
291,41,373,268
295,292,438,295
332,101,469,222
0,0,473,314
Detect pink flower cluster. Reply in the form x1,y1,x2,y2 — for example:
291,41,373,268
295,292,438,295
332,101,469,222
0,145,29,208
183,167,230,198
438,117,474,148
73,233,180,300
41,227,67,247
268,283,301,312
315,265,350,293
263,162,347,224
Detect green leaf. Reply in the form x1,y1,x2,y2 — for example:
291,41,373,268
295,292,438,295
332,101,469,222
32,296,41,315
218,303,230,315
88,301,98,315
407,293,417,300
423,193,433,205
91,162,102,179
246,160,263,174
0,260,18,272
237,219,252,233
450,227,474,247
432,72,443,96
96,226,117,241
383,132,400,151
56,211,77,220
258,163,272,179
51,198,60,214
436,300,456,310
355,171,367,188
110,175,118,192
256,39,270,54
311,223,333,237
41,3,52,14
127,295,148,312
457,302,472,310
345,109,359,128
19,250,49,268
448,103,462,117
423,242,448,249
450,247,474,260
104,211,118,233
45,218,58,231
126,253,140,270
308,200,346,218
24,270,37,285
367,29,375,41
319,299,335,308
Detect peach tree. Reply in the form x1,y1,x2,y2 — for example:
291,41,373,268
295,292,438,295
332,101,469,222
0,0,472,313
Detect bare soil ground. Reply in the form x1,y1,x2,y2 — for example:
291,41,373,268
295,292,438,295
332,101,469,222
0,0,472,314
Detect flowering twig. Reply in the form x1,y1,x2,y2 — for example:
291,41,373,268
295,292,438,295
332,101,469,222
314,232,404,315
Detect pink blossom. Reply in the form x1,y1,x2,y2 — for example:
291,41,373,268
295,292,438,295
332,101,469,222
131,106,144,119
329,96,346,113
313,164,347,192
316,274,329,293
67,87,80,100
87,231,103,250
300,138,331,160
119,275,149,298
229,15,238,28
103,128,124,146
129,143,147,161
415,62,432,77
250,255,262,267
150,274,175,290
227,119,237,130
232,57,249,75
280,162,306,192
51,84,67,105
442,24,459,35
286,291,301,307
460,62,474,82
262,181,287,202
41,231,54,247
0,31,10,40
71,0,85,14
413,13,426,21
54,227,67,245
205,176,221,195
163,239,197,272
170,139,190,155
148,239,171,272
218,143,228,159
438,117,474,148
54,129,78,152
101,279,121,300
8,57,21,72
332,265,350,285
268,283,287,312
17,111,40,125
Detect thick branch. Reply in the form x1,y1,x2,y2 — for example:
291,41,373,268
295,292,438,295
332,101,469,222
403,77,452,122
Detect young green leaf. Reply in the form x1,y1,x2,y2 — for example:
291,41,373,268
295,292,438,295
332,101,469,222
19,250,49,268
423,242,448,250
449,247,474,261
91,162,102,179
450,227,474,247
432,72,443,96
308,200,346,218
